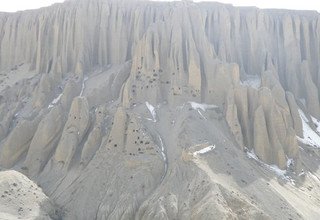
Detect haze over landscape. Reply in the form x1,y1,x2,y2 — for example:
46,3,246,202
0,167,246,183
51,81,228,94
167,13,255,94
1,0,320,12
0,0,320,219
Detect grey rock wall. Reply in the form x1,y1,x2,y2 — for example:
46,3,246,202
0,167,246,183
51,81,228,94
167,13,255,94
0,0,320,219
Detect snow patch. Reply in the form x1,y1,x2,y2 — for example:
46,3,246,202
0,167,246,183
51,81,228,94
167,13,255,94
268,164,287,176
193,145,216,155
80,76,89,97
308,172,320,183
158,135,166,162
286,157,294,169
188,102,218,111
246,149,259,160
246,148,291,181
48,93,63,108
145,102,156,122
188,102,218,120
240,76,261,89
298,169,305,177
311,116,320,133
297,109,320,148
157,134,167,182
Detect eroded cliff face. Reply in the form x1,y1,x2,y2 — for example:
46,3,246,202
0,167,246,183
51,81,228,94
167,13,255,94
0,0,320,219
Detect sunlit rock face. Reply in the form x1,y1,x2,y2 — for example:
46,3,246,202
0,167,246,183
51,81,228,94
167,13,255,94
0,170,59,219
0,0,320,219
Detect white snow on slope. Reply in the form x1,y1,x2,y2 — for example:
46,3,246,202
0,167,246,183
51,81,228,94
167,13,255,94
268,164,287,176
311,116,320,133
80,76,89,97
286,157,294,168
308,171,320,183
297,109,320,148
188,102,218,119
157,134,167,182
240,76,261,89
159,136,167,164
193,145,216,156
246,149,291,181
48,93,63,108
188,102,218,111
145,102,156,122
246,148,259,160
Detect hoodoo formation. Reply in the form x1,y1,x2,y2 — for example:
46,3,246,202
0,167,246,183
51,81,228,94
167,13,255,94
0,0,320,219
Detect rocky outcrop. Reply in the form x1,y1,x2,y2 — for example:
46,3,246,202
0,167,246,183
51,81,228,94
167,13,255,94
226,83,300,169
0,0,320,219
0,116,41,168
286,92,303,136
24,105,66,176
0,103,19,141
0,170,59,219
53,97,90,168
225,90,244,147
80,106,106,166
253,105,271,163
32,74,55,109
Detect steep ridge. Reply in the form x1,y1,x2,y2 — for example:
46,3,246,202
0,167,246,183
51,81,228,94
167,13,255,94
0,170,59,219
0,0,320,219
